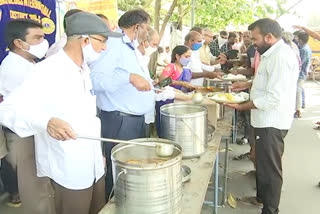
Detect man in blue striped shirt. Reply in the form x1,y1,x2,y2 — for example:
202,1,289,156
90,9,155,200
295,31,312,118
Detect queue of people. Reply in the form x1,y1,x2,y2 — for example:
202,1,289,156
0,7,316,214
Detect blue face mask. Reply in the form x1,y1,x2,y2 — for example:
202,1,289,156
192,42,202,51
179,57,191,66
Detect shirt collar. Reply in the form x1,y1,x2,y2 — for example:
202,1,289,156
59,50,88,72
9,51,35,64
120,30,136,50
261,39,284,58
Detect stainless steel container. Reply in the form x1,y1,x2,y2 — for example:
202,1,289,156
111,138,182,214
160,103,208,158
205,79,232,120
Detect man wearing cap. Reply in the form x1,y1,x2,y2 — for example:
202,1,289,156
0,12,122,214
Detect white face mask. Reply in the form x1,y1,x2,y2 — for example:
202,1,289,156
218,36,227,47
145,46,157,57
21,39,49,59
133,39,140,49
82,38,101,65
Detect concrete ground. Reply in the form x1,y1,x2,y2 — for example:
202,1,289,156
1,80,320,214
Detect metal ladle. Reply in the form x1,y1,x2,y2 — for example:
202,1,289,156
192,92,204,104
78,136,174,157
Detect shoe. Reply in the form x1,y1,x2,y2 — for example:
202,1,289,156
238,196,263,208
6,201,22,208
6,194,21,208
294,110,301,118
237,137,248,145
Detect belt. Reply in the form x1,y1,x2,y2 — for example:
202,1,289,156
103,110,143,118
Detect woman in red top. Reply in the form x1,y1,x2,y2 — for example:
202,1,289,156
159,45,194,92
156,45,195,136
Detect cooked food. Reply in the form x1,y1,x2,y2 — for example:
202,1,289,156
195,87,221,93
223,74,246,80
126,158,167,164
210,92,249,103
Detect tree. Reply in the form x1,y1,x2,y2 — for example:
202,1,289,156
117,0,288,34
191,0,288,31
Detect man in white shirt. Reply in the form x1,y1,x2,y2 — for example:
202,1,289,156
0,12,123,214
184,31,222,86
135,27,159,135
0,19,55,214
228,19,299,214
136,27,175,137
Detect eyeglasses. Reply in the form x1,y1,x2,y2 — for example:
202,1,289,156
89,36,107,44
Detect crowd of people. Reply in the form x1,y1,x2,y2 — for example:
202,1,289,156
0,6,317,214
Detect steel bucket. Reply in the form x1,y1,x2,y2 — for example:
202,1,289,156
160,103,208,158
111,138,182,214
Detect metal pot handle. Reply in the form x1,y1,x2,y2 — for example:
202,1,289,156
109,169,127,202
207,124,215,142
181,119,203,143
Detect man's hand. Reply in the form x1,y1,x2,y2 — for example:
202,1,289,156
230,81,251,92
224,100,256,111
218,53,227,65
181,82,197,90
293,25,303,30
130,73,151,91
152,78,160,86
224,103,241,110
47,118,76,141
207,71,223,79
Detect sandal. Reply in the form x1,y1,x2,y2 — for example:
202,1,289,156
314,126,320,130
6,194,22,208
233,152,250,160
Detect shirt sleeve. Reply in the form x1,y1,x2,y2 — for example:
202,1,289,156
161,64,174,78
90,47,130,93
252,55,288,110
299,48,310,76
0,70,52,137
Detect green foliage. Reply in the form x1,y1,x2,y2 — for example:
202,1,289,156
117,0,288,32
192,0,287,31
117,0,145,11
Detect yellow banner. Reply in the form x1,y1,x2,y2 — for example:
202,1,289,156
66,0,118,30
309,37,320,58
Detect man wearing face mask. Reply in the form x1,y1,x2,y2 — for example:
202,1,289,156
0,12,123,214
45,9,82,58
144,27,160,63
227,18,299,214
209,30,228,57
135,27,174,136
0,19,55,214
90,9,155,200
184,31,223,86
